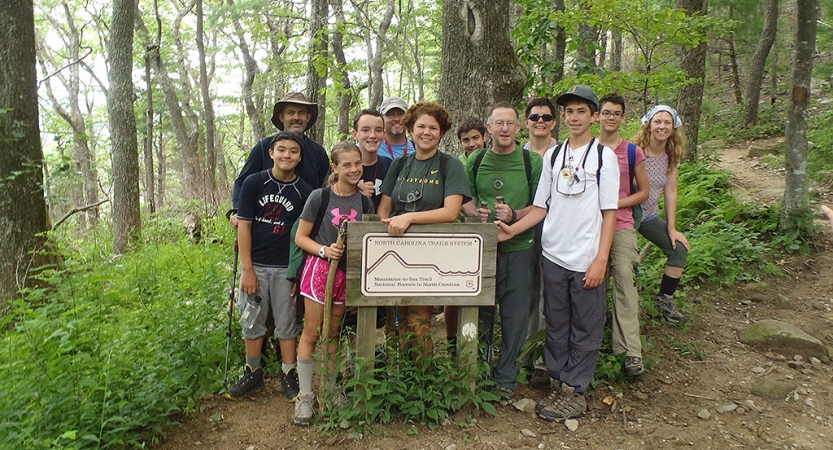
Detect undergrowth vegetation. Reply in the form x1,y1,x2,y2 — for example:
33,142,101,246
0,216,237,449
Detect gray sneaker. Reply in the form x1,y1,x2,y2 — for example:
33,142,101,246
538,392,587,422
535,381,564,414
293,392,315,426
654,294,689,325
624,356,644,377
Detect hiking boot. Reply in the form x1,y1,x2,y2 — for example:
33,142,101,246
654,294,689,325
224,364,263,400
529,368,551,390
624,356,644,377
281,367,300,402
535,381,565,414
538,392,587,422
494,385,515,402
293,392,315,426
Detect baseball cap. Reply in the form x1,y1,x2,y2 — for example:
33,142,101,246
555,85,599,110
380,97,408,114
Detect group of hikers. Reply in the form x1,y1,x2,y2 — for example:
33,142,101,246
224,85,691,426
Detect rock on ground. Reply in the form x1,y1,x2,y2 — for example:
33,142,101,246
739,319,826,359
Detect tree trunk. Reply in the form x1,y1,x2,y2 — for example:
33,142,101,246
675,0,708,162
331,0,353,139
744,0,778,126
728,35,743,106
781,0,818,231
144,49,156,214
438,0,527,154
108,0,141,254
574,1,597,74
228,0,266,140
156,128,167,210
0,0,54,301
610,27,622,72
552,0,566,137
197,0,218,201
362,0,394,110
306,0,329,144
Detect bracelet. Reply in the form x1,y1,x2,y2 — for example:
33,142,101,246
510,207,518,224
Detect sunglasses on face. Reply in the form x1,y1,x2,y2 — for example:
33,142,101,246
527,114,554,122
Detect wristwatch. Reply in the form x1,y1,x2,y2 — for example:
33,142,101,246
318,246,327,258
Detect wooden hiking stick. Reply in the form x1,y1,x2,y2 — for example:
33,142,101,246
320,220,348,394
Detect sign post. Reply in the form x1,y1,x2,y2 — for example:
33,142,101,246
345,221,497,388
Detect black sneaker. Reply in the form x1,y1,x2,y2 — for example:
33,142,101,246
224,364,264,399
654,294,689,325
281,366,300,402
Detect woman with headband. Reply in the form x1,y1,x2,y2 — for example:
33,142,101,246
632,105,690,325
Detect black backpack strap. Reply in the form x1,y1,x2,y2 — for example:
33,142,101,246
310,186,331,242
360,193,373,214
439,151,449,182
627,142,637,194
596,142,604,186
470,148,487,188
522,149,533,206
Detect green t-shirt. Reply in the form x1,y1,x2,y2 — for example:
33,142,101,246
465,146,543,252
381,152,472,216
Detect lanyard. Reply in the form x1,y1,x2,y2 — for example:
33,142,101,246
386,140,408,159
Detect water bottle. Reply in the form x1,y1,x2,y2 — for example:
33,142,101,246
241,295,262,330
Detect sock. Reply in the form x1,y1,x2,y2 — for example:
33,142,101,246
297,358,315,395
282,362,297,375
659,274,680,297
246,355,261,370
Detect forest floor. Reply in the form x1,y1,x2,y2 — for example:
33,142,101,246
157,139,833,450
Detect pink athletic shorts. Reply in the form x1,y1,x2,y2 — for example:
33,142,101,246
299,254,347,305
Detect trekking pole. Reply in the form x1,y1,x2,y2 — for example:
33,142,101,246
319,220,348,395
223,209,239,390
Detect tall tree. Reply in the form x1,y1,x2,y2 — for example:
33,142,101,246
0,0,53,301
675,0,708,161
306,0,329,143
744,0,778,127
37,2,100,228
108,0,141,254
438,0,527,153
331,0,355,138
196,0,218,200
781,0,818,231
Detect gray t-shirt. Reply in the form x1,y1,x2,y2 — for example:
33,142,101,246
300,186,374,269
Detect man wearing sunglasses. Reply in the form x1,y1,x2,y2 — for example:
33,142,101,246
462,102,543,400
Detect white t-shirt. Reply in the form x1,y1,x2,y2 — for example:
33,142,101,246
534,138,620,272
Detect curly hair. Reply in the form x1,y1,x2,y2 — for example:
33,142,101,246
402,101,452,136
632,114,687,172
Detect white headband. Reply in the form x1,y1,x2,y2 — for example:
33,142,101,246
641,105,682,129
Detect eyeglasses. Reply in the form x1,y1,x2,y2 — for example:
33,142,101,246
491,120,519,128
600,111,624,118
527,114,554,122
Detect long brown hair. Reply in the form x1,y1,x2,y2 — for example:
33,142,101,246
326,141,361,186
632,116,687,173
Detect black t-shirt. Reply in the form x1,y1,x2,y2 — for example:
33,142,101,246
237,170,313,267
359,156,392,210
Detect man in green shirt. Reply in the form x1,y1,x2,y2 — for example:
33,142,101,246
462,102,543,397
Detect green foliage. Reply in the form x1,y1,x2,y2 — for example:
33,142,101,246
808,108,833,184
0,216,235,448
318,339,498,432
668,337,705,360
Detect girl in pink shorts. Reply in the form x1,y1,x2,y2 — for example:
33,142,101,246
293,142,374,425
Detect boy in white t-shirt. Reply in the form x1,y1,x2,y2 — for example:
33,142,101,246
497,85,619,422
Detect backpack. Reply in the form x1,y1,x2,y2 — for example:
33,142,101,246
389,150,451,184
626,142,643,228
286,186,373,282
470,147,534,206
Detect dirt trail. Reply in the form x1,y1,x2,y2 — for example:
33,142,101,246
158,140,833,450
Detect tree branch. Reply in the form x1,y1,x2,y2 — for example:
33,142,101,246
51,199,109,230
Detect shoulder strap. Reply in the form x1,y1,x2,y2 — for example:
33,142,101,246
258,169,269,184
596,142,604,186
439,151,449,182
471,149,487,186
627,142,637,194
522,149,533,205
360,193,373,214
310,187,330,242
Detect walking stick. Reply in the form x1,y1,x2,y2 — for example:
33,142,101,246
319,220,348,395
223,210,239,390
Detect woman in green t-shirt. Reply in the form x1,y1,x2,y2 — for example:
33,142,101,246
378,101,472,356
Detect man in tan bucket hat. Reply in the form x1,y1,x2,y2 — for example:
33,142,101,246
231,92,330,226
